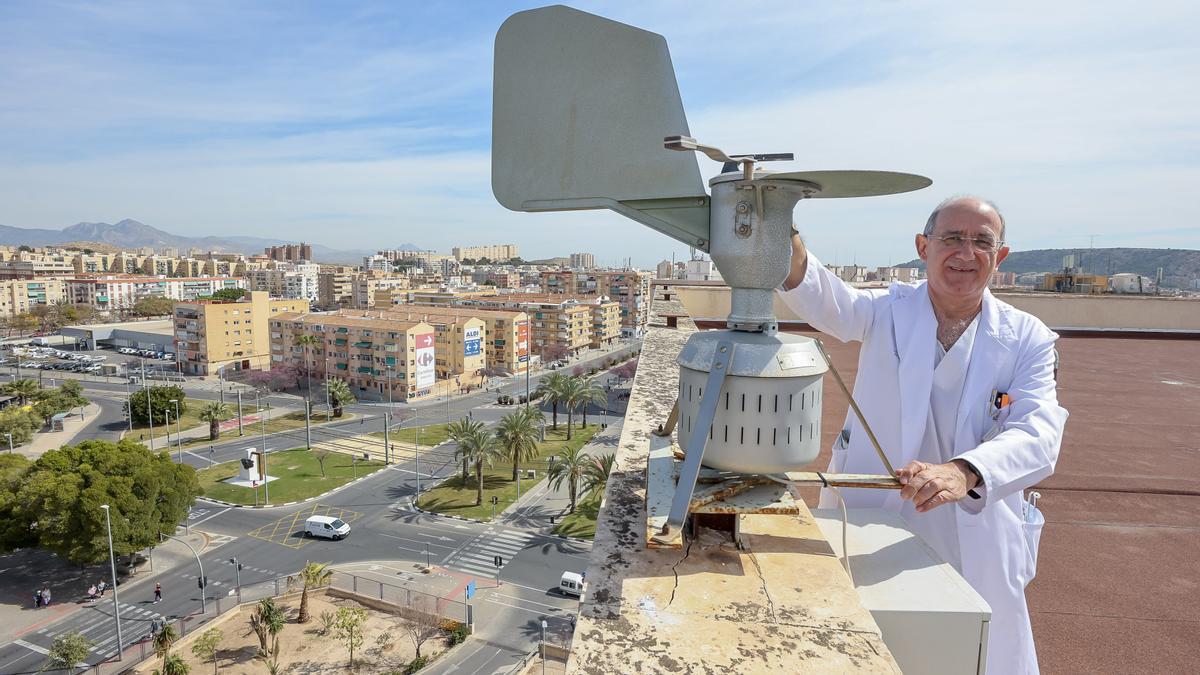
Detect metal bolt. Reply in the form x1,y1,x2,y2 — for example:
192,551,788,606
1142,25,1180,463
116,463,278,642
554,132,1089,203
719,346,727,353
735,202,750,213
736,223,752,237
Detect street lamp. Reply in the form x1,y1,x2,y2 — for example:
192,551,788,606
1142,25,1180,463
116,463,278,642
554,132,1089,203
100,505,124,661
140,358,155,451
541,620,548,675
256,391,270,504
5,432,11,452
169,399,182,462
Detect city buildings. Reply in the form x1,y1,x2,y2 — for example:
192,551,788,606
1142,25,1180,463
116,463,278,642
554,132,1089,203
66,276,246,312
0,278,67,318
245,264,320,302
541,269,650,336
452,243,519,262
454,293,619,356
264,242,313,262
352,274,411,309
570,252,596,268
270,311,437,399
174,290,307,376
317,266,357,309
379,305,531,375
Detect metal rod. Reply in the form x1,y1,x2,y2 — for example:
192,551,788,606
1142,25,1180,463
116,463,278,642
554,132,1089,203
100,505,124,660
813,338,896,478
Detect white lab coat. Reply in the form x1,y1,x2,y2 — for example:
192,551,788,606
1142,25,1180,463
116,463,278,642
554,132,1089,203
778,254,1068,675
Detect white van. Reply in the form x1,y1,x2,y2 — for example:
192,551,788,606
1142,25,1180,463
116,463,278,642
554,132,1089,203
559,571,584,597
305,515,351,540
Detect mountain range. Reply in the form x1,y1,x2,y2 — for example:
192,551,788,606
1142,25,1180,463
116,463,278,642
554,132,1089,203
899,247,1200,288
0,219,424,265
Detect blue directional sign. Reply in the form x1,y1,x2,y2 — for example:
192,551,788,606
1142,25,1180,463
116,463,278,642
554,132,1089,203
466,580,477,600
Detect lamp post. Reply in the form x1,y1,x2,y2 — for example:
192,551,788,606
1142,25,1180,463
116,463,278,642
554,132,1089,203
256,391,270,504
123,372,133,432
160,533,206,614
5,433,12,452
541,620,548,674
169,399,182,462
387,366,394,413
324,356,332,423
141,358,155,450
164,408,172,452
100,505,124,661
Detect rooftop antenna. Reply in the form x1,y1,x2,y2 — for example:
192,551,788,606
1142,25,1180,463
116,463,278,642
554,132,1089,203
492,5,931,546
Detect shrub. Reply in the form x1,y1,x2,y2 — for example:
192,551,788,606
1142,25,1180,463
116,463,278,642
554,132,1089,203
442,620,470,645
404,655,429,673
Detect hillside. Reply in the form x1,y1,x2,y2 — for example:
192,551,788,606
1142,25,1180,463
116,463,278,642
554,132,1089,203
0,219,387,265
900,247,1200,288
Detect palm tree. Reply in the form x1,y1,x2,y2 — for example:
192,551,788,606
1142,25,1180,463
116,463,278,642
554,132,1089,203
559,377,588,440
3,379,39,405
496,407,541,482
297,561,333,624
447,418,486,482
536,372,569,430
160,653,191,675
295,334,319,399
576,380,607,428
249,597,285,658
548,444,590,514
582,452,616,500
325,379,354,417
457,426,503,506
197,402,231,441
153,623,179,670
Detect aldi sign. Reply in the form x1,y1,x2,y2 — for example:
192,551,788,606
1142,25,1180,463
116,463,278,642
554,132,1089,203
415,332,435,389
464,326,482,357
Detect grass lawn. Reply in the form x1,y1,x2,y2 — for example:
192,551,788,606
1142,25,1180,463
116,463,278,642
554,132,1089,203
419,424,601,522
196,447,384,505
370,423,450,447
553,495,601,539
173,410,354,450
124,404,262,439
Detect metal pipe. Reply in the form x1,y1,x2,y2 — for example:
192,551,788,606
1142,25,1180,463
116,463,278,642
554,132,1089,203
100,505,124,660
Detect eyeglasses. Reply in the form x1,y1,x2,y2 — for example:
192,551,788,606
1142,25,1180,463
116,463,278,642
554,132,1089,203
924,233,1004,254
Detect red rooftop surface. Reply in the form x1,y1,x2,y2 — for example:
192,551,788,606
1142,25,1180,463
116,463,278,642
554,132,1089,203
785,331,1200,675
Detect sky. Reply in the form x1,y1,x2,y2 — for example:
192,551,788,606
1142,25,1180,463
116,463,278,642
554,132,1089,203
1,0,1197,268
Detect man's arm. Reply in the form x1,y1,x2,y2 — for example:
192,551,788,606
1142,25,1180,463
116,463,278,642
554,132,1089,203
775,232,883,343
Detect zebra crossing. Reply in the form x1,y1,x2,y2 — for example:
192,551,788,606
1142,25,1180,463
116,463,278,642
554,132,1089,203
443,527,537,578
35,600,165,659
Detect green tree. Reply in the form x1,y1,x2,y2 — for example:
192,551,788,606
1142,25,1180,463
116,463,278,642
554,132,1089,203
559,377,589,440
324,379,354,418
548,444,589,514
334,606,367,668
189,627,223,675
32,383,90,425
46,630,94,673
0,407,42,446
209,288,245,302
3,378,40,405
297,561,333,624
131,297,175,317
582,453,616,499
575,380,607,429
295,334,319,397
197,402,231,441
447,418,487,482
1,439,201,564
249,597,285,658
458,426,502,506
159,653,190,675
495,407,541,482
536,372,570,430
127,385,187,426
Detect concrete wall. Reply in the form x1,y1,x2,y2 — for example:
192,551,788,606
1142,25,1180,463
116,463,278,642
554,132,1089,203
671,285,1200,332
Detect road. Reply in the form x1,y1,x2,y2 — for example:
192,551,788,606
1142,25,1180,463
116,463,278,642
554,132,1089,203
0,340,637,674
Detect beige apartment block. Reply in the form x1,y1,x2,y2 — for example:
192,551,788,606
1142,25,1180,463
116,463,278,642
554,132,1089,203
541,269,650,336
452,243,519,262
317,266,356,309
174,290,307,376
395,305,531,375
0,278,68,318
337,309,486,383
270,311,435,400
352,274,410,309
0,259,76,278
408,288,499,306
585,296,621,348
72,252,117,274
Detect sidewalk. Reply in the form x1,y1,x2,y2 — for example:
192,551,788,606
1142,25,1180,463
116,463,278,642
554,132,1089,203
13,401,104,458
0,529,208,644
499,420,622,533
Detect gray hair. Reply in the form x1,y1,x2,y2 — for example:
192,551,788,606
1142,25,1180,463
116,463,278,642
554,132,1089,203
923,195,1006,241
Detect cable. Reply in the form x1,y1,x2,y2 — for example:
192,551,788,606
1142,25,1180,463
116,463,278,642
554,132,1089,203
766,474,853,584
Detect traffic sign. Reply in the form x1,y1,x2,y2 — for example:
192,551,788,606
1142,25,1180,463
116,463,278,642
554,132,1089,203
491,496,499,505
493,555,503,567
466,580,476,599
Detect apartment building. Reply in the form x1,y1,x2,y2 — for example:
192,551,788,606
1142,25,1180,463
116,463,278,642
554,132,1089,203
452,244,519,262
570,252,596,268
471,270,521,288
384,303,531,376
0,258,76,278
541,269,650,336
0,279,68,318
246,265,320,302
337,310,486,382
317,266,356,309
66,276,246,312
352,274,410,309
264,243,313,262
174,290,307,375
270,311,436,399
72,253,118,274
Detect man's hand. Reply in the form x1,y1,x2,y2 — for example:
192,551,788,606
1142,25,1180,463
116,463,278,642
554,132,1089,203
781,232,808,291
897,460,979,513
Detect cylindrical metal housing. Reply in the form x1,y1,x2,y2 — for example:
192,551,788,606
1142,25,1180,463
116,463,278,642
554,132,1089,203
677,330,827,473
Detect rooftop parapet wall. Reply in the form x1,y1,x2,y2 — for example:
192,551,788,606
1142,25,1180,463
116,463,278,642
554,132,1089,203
567,295,899,674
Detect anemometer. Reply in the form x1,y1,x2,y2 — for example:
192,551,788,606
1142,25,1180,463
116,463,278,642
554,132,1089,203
493,5,931,545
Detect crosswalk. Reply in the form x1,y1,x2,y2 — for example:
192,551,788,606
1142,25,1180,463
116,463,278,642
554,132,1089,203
442,527,537,578
36,600,165,659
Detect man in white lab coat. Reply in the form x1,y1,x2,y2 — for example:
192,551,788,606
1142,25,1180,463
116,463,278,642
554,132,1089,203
778,196,1067,674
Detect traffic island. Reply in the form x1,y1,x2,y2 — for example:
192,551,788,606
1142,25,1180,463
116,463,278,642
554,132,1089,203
196,448,384,506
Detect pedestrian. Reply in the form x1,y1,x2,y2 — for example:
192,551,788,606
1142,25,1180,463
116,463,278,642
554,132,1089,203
34,589,42,608
97,580,107,597
42,587,51,606
154,582,162,603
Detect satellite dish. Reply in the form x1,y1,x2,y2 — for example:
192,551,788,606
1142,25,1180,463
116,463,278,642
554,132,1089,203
492,5,929,544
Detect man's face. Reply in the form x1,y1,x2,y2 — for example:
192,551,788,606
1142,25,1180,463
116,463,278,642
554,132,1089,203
916,200,1009,307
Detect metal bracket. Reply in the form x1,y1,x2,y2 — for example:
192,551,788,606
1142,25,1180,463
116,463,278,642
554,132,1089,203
653,398,680,437
653,340,734,546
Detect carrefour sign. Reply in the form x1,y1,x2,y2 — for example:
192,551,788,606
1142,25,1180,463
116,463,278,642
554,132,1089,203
464,326,482,357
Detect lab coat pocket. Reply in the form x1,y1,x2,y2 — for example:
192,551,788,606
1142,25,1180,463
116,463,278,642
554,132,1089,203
829,429,850,473
1019,505,1045,588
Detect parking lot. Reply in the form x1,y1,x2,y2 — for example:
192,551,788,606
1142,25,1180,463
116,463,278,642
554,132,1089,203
1,342,180,379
